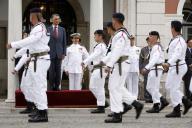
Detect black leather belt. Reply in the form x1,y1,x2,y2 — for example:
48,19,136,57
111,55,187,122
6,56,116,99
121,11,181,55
150,64,163,77
24,51,48,76
92,63,105,78
116,56,128,76
154,64,162,77
169,60,185,75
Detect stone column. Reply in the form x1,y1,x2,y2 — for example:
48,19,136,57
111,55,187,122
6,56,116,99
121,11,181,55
6,0,22,102
90,0,103,51
116,0,129,29
128,0,136,36
116,0,136,36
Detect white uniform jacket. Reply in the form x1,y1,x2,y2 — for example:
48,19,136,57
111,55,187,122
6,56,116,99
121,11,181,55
11,22,50,59
167,36,187,66
105,31,130,68
83,42,107,66
127,46,141,73
65,44,89,73
145,44,164,70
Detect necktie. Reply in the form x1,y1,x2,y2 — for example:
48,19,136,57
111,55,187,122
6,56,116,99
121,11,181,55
190,48,192,53
147,47,151,60
53,26,58,38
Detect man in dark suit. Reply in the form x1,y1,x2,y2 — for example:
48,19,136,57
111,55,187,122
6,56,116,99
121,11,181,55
48,14,66,91
183,38,192,100
139,37,153,103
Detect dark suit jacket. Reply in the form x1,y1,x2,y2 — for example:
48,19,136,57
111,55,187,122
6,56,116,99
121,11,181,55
47,25,66,59
185,48,192,76
139,46,150,71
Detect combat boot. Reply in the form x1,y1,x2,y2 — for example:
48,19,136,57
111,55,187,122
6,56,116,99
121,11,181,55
28,110,48,123
159,96,169,111
20,102,35,114
105,113,122,123
146,103,160,113
182,96,192,115
108,102,132,117
132,100,144,119
165,104,181,118
91,106,105,114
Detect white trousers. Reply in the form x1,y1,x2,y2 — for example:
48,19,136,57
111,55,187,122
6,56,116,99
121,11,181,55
126,72,139,99
69,73,82,90
24,59,50,110
20,69,35,103
146,70,163,103
18,55,34,103
165,64,187,107
108,62,136,113
89,69,107,106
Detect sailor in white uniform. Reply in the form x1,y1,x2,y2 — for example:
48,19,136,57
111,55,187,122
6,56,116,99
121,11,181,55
83,30,107,113
105,22,133,118
141,31,169,113
162,21,192,118
7,8,50,123
103,13,144,123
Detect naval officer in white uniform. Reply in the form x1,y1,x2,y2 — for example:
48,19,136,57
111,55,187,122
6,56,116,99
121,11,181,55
65,33,89,90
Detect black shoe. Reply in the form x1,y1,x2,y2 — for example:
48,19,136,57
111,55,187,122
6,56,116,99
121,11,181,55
108,112,115,117
146,103,160,113
121,102,132,115
28,110,48,123
182,96,192,115
28,108,38,118
132,100,144,119
20,102,35,114
159,97,169,111
105,113,122,123
107,103,132,117
165,104,181,118
91,106,105,114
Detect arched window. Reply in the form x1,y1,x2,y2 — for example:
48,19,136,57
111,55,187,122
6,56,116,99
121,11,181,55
182,0,192,40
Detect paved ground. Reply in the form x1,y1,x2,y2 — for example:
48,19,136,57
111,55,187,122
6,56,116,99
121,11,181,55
0,100,192,128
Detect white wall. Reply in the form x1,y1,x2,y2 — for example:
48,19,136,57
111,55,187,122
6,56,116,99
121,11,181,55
136,0,166,47
78,0,115,23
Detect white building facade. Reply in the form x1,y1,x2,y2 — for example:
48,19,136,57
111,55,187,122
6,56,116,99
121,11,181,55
0,0,191,102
